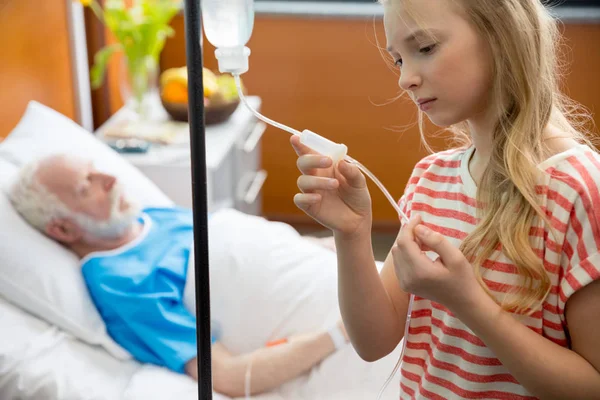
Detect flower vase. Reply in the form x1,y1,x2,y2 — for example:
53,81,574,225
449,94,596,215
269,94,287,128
119,56,160,121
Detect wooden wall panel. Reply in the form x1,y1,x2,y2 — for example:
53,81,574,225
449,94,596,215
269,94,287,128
84,5,112,128
556,23,600,124
107,14,600,229
0,0,76,138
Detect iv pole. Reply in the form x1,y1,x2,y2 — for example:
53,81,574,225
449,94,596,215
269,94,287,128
183,1,213,399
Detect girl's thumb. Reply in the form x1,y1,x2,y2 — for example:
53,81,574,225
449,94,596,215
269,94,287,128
338,160,365,188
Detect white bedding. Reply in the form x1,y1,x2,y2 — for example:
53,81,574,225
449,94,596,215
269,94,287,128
0,103,403,399
0,183,402,399
0,296,401,400
0,196,403,399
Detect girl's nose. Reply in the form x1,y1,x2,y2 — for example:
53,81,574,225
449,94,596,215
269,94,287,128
398,63,422,92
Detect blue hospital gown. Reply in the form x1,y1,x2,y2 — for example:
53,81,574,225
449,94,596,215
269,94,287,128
82,207,215,373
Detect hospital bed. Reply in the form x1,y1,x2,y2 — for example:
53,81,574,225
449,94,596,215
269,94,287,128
0,101,401,399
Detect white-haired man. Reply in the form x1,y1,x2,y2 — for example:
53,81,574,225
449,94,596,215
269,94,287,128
9,153,348,398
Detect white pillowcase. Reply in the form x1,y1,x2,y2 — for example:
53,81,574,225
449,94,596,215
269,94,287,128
0,101,173,207
0,101,174,360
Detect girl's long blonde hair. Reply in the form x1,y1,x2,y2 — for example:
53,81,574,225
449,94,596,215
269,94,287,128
384,0,595,314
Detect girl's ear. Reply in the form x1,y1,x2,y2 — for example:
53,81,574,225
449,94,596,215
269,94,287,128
45,218,84,244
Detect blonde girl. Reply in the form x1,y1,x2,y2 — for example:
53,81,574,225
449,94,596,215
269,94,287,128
290,0,600,398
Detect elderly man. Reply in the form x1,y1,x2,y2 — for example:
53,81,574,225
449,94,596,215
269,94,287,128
8,153,348,398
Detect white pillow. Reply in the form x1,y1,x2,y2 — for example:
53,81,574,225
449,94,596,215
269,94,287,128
0,101,174,360
0,101,173,207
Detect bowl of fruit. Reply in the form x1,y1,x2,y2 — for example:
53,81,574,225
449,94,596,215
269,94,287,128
160,66,245,125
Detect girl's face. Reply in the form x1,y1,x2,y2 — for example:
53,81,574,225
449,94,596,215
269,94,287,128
384,0,494,128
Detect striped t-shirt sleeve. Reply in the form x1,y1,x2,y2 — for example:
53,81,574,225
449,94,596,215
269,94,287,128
555,153,600,311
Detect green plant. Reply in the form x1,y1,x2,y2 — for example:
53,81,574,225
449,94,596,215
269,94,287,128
78,0,182,109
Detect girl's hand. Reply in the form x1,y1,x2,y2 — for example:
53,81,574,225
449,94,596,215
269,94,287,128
392,214,485,312
290,135,372,238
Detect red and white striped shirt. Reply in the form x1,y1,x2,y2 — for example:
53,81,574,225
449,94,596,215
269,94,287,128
398,144,600,399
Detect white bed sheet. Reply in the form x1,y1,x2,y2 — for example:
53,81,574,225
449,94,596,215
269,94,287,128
0,295,401,400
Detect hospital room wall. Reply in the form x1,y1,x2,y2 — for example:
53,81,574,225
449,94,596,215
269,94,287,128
111,15,600,230
0,0,77,140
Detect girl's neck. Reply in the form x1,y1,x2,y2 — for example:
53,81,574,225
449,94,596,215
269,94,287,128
467,105,497,163
466,113,496,185
465,117,580,186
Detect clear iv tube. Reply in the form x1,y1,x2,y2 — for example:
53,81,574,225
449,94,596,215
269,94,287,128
233,75,408,222
375,294,413,400
345,156,406,219
235,86,302,137
233,74,412,400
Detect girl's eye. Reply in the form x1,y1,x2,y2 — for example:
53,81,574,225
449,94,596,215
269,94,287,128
394,44,436,69
420,44,436,54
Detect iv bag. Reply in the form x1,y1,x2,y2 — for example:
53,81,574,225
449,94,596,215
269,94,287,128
201,0,254,48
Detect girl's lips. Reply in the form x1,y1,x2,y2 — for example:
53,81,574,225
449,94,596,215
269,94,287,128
419,99,436,111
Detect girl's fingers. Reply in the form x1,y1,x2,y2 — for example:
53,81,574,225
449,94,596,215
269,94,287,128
294,193,321,210
415,236,432,252
398,214,422,244
297,175,339,193
394,215,427,267
337,159,366,189
291,135,318,156
297,154,332,175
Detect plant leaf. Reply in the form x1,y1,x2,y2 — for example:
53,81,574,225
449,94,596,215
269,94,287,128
90,43,122,89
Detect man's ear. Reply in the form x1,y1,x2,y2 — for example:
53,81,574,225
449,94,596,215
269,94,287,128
45,218,83,244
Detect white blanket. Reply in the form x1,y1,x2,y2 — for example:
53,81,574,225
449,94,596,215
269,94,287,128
0,209,402,399
0,295,401,400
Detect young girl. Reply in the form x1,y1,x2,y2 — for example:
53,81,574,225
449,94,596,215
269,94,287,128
290,0,600,398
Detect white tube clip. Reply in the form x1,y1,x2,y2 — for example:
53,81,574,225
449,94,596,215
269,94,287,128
299,129,348,164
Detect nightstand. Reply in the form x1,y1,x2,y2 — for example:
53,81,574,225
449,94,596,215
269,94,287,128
95,96,266,215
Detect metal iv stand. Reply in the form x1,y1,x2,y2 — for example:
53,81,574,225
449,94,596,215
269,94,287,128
183,1,213,399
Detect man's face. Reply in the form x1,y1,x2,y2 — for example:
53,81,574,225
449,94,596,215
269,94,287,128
37,155,139,240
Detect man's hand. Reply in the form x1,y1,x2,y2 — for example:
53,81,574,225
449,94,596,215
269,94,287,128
211,328,341,397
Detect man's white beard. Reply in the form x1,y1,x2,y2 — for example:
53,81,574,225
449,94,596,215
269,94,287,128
71,183,141,240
